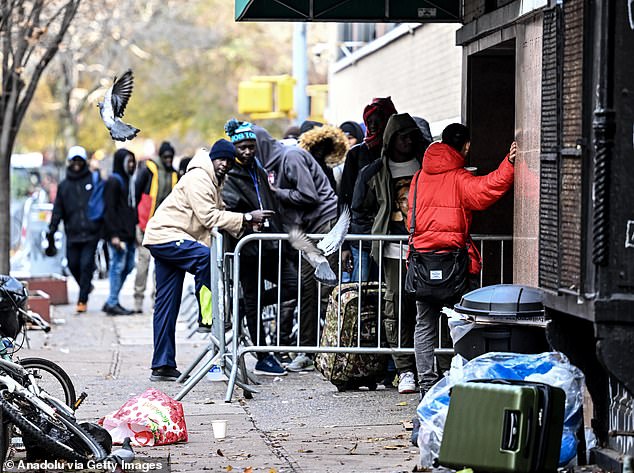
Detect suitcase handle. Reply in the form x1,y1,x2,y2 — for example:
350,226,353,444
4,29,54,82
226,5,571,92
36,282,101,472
501,410,520,451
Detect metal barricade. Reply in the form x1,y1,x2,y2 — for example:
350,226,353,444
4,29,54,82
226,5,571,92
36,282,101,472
223,233,512,402
175,231,511,402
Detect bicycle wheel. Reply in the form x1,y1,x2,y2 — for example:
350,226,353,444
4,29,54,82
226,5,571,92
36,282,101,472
19,358,77,407
0,389,105,462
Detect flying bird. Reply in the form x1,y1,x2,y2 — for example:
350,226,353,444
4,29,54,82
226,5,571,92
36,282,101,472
288,207,351,286
98,69,140,141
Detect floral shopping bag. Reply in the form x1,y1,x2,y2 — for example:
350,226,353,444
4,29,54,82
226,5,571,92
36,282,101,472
99,388,188,446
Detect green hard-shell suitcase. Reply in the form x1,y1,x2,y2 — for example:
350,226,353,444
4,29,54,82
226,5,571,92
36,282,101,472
438,379,565,473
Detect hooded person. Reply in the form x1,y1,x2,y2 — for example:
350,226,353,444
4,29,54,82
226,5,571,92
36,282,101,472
338,97,397,282
222,118,297,375
298,124,349,194
102,148,138,316
350,113,426,395
142,140,273,381
48,145,102,313
133,141,179,313
253,125,338,372
408,124,516,397
339,120,365,148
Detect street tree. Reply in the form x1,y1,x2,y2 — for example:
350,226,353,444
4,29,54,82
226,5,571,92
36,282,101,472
0,0,81,273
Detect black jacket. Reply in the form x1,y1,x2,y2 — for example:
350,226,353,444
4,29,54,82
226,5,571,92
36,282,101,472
104,149,137,241
50,165,101,243
222,159,285,258
338,142,381,214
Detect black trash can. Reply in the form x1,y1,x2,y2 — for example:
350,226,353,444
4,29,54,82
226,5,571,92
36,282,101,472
452,284,550,360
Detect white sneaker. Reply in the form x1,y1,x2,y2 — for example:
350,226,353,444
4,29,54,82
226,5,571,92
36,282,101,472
286,353,315,372
398,371,417,394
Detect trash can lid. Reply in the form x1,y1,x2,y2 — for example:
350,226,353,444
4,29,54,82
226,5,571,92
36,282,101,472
454,284,545,321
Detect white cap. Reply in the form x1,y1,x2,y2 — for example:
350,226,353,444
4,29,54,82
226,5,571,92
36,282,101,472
66,145,87,161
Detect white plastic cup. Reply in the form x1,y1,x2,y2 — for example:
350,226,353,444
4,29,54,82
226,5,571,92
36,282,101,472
211,419,227,440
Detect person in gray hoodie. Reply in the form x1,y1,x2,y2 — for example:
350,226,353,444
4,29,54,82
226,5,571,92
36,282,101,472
253,126,338,372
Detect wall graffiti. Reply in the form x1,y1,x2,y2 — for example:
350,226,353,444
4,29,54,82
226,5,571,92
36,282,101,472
629,0,634,30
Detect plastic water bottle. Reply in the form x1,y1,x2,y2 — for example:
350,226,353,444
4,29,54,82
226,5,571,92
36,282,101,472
206,364,227,382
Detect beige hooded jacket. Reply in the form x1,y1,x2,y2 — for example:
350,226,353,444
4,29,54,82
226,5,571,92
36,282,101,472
143,148,244,247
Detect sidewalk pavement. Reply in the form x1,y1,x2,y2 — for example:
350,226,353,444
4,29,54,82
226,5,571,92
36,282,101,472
14,273,423,473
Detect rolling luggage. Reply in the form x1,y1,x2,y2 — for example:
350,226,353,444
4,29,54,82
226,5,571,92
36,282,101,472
438,379,565,473
315,282,388,391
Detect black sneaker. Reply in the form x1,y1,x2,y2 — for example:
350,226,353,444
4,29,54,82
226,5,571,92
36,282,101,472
278,353,292,367
116,304,134,315
197,324,211,333
254,355,287,376
103,304,132,316
150,366,181,382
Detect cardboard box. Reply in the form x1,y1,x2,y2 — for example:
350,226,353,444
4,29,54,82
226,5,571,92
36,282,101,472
21,275,68,305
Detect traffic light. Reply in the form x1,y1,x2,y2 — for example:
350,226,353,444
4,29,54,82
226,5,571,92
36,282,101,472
237,75,296,119
238,81,273,114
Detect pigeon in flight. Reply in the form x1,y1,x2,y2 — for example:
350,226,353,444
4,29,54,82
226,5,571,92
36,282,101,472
288,207,351,286
98,69,140,141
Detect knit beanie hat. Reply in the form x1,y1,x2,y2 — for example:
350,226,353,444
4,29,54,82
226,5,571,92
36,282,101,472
209,139,236,161
224,118,256,143
158,141,175,157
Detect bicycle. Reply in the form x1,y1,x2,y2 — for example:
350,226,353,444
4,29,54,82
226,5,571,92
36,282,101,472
0,356,105,462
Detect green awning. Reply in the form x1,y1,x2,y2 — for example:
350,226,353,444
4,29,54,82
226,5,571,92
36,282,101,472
235,0,461,22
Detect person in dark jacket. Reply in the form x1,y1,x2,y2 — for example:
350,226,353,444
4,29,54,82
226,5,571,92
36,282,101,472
48,145,101,313
339,97,397,282
133,141,178,313
351,113,427,394
339,120,364,148
103,148,137,315
254,125,339,372
408,124,516,397
222,119,297,375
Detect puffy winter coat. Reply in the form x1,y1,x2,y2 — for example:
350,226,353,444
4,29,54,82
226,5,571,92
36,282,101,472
407,142,514,273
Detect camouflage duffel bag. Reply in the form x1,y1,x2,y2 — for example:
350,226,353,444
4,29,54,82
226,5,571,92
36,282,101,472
315,282,389,391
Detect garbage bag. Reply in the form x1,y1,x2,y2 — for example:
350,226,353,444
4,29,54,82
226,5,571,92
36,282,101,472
99,388,188,446
417,351,584,468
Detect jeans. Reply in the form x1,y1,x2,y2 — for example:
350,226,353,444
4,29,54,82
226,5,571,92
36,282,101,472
383,257,417,374
240,253,297,359
414,300,454,390
66,239,98,303
106,240,136,307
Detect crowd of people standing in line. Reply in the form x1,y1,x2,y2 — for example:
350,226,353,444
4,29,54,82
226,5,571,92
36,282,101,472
48,95,516,392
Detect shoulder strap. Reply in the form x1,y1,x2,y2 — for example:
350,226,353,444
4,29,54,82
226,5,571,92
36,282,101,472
409,170,421,235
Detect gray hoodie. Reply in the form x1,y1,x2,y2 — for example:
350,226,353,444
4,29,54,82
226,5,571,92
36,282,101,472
254,126,337,232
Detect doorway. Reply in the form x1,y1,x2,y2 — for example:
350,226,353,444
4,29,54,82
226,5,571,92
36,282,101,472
467,39,516,286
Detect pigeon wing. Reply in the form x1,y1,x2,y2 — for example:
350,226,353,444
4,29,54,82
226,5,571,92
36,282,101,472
288,228,324,269
289,228,338,286
316,206,351,256
110,69,134,118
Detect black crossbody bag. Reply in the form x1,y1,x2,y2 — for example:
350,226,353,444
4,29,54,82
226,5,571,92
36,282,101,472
404,172,468,303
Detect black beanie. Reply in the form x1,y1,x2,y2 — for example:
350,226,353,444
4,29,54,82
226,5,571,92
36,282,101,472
158,141,175,157
209,139,236,161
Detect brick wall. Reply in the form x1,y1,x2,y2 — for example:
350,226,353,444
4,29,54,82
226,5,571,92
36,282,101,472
328,23,462,136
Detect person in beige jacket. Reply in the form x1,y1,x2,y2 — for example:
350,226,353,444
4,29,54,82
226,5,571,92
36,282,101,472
143,139,273,381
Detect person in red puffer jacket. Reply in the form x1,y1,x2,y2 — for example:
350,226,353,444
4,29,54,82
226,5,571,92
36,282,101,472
407,123,516,397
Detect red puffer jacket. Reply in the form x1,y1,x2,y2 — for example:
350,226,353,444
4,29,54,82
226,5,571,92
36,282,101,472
407,142,514,274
